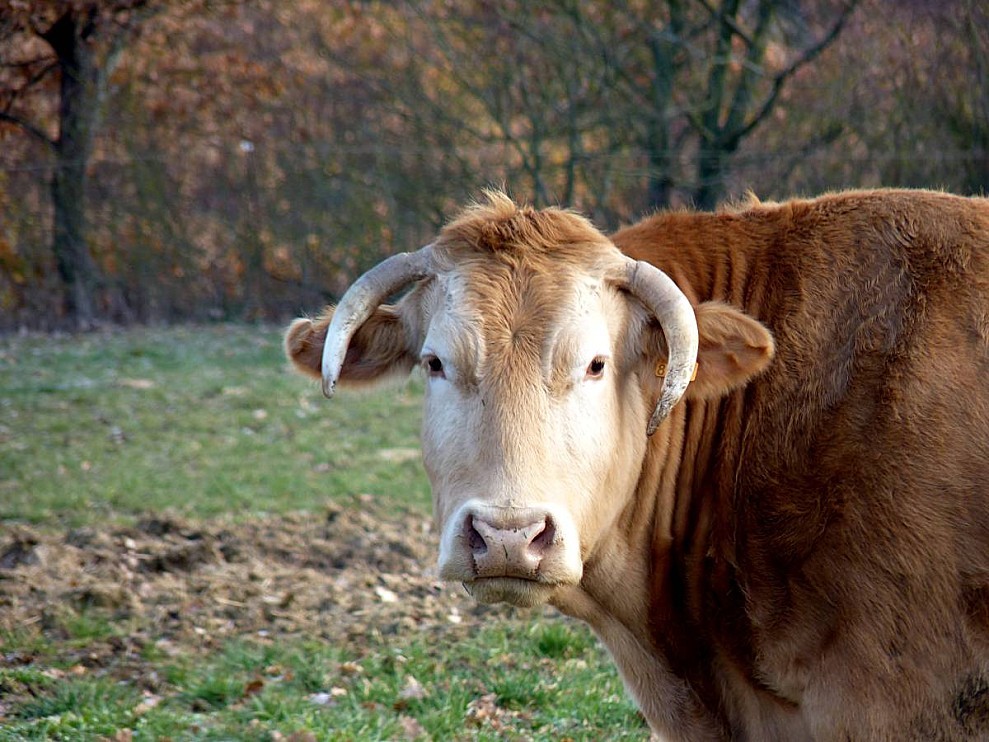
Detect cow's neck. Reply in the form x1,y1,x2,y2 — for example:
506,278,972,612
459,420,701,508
549,367,751,740
552,569,727,739
610,211,771,638
550,396,738,739
550,217,773,737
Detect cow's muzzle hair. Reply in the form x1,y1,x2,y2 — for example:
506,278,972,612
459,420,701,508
320,243,699,434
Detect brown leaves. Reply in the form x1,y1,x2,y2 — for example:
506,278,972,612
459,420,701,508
270,732,317,742
131,692,162,716
398,714,428,739
393,674,427,710
118,378,155,389
466,692,517,730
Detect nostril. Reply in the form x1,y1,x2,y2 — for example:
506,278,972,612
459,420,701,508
466,515,487,555
464,512,557,572
529,516,556,556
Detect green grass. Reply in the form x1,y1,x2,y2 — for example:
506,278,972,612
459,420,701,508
0,325,648,740
0,621,644,741
7,677,142,739
0,324,429,525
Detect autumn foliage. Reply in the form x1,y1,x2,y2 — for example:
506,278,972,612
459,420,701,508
0,0,985,329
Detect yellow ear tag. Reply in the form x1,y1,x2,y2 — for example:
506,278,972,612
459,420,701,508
655,360,699,382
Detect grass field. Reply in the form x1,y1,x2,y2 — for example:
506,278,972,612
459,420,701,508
0,325,648,740
1,325,430,525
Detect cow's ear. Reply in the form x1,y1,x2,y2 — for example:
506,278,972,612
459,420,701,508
684,301,774,399
285,305,418,387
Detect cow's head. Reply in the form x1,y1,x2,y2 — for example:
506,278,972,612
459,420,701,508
286,192,773,608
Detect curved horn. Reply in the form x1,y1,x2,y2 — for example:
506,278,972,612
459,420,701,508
321,245,434,398
611,258,698,436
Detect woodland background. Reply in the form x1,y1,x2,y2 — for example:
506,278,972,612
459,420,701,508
0,0,986,331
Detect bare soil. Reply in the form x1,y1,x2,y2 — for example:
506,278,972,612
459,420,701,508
0,499,518,677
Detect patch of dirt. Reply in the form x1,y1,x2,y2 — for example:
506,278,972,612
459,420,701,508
0,498,519,673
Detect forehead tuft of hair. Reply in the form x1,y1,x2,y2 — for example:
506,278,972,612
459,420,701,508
437,189,608,259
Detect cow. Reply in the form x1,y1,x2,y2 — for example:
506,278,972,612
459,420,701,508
284,189,989,740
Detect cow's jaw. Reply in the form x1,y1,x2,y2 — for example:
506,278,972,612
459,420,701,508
466,578,563,608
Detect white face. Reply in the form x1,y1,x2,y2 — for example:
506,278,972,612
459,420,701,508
420,269,649,607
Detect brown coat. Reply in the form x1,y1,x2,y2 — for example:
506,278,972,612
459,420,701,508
287,189,989,740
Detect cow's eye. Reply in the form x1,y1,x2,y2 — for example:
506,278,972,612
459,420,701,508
586,357,606,379
424,355,445,378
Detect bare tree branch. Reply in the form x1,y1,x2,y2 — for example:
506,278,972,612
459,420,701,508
1,59,59,111
729,0,860,148
0,110,55,149
0,57,55,69
721,0,775,146
695,0,754,47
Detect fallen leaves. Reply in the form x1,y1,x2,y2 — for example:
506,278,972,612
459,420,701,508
40,664,87,680
307,686,347,706
465,692,529,731
374,585,399,603
132,692,162,716
398,714,428,739
270,732,317,742
376,447,421,463
393,674,427,710
118,378,155,390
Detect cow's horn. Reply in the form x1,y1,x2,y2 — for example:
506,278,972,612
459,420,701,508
613,258,699,436
320,245,434,398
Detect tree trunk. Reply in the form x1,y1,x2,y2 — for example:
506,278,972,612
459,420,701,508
643,8,683,211
44,11,102,328
694,145,725,211
646,130,675,210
